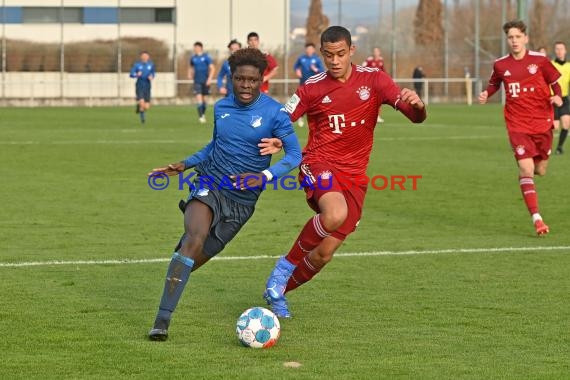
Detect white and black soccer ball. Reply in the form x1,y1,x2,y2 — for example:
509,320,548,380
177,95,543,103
236,307,280,348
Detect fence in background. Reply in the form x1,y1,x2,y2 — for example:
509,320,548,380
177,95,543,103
0,76,485,107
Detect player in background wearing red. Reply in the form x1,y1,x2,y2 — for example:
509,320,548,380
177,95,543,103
479,20,562,236
363,47,386,123
263,26,426,318
247,32,279,94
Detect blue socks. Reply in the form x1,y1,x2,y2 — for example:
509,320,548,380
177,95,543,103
154,252,194,328
139,111,145,123
197,103,206,116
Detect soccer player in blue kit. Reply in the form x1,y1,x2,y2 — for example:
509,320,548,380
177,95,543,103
148,48,302,341
217,39,242,97
129,51,155,124
189,41,215,124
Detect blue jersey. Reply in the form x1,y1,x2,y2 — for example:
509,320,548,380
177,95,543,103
182,94,301,206
129,60,155,84
293,54,325,84
190,53,213,84
216,60,233,95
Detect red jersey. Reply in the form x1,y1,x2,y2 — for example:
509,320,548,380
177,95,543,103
363,57,384,71
284,64,426,176
261,53,278,93
486,50,560,134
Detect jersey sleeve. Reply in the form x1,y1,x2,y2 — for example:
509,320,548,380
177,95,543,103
373,71,426,123
293,57,301,71
129,63,138,78
150,63,156,78
266,54,278,70
265,108,301,178
283,86,309,122
485,62,502,97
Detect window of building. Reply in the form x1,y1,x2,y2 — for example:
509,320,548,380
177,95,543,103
22,7,82,23
120,8,174,24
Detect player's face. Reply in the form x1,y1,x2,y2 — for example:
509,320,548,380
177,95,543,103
232,65,262,105
506,28,528,57
554,43,567,61
229,43,240,54
305,45,315,56
193,45,203,55
320,40,355,82
247,37,260,49
373,47,381,58
140,53,149,62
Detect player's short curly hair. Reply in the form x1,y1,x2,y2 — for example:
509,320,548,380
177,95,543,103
503,20,526,34
228,48,267,77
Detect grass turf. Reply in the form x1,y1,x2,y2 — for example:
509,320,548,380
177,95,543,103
0,104,569,379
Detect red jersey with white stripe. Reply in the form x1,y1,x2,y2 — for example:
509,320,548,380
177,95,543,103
284,64,426,176
487,50,560,134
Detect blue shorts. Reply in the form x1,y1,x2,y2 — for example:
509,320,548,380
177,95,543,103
193,82,210,96
174,181,255,258
136,82,151,102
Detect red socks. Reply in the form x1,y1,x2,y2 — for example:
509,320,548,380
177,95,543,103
285,214,331,266
519,176,539,215
285,255,323,293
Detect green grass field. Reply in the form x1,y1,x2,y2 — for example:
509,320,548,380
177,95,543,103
1,104,569,379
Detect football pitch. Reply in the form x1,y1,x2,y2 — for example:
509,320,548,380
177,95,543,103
1,104,569,379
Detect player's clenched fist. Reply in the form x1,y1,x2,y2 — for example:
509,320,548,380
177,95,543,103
479,90,489,104
400,88,425,109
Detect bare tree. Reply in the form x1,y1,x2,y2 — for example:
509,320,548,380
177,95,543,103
305,0,329,46
414,0,444,46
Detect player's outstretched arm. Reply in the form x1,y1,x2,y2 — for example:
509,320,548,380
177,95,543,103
148,162,185,177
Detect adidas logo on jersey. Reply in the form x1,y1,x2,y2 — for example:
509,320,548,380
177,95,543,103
504,70,511,76
322,96,332,104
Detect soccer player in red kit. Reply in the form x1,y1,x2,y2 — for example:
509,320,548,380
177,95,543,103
263,26,427,318
479,20,562,236
363,47,386,122
247,32,279,94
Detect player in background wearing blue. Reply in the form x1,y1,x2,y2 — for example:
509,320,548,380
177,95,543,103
293,42,325,127
217,39,241,97
147,48,302,341
129,51,155,124
189,42,215,124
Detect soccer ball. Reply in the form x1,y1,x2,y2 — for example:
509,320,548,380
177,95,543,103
236,307,280,348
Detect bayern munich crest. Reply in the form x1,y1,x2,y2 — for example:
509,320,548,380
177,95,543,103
319,170,333,180
515,145,526,156
527,64,538,74
356,86,371,100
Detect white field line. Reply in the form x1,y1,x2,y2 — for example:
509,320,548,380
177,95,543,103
1,245,568,268
0,135,499,145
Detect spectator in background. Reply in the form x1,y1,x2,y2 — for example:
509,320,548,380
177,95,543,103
538,47,548,56
551,41,570,154
363,47,386,123
413,66,425,98
293,42,325,127
247,32,279,94
129,51,155,124
189,41,215,124
217,39,242,97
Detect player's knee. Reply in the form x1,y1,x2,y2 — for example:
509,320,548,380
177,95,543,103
180,233,207,255
534,167,547,176
320,208,348,231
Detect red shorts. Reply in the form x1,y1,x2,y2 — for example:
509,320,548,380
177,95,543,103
508,130,553,163
299,163,368,241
